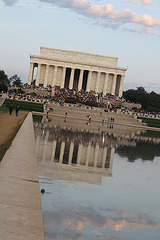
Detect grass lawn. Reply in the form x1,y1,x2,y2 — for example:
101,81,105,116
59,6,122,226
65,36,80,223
3,99,44,112
139,130,160,138
32,114,43,123
0,123,22,161
138,117,160,128
0,106,9,112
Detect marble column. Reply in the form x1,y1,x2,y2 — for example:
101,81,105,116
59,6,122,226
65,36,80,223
85,143,91,166
52,66,57,86
103,73,109,95
68,142,74,165
51,140,57,161
111,74,117,96
69,68,75,89
118,75,124,97
109,147,115,170
86,71,92,92
94,144,99,167
59,141,65,164
44,65,50,88
35,63,41,86
102,148,108,168
28,62,34,85
77,144,83,165
95,72,101,93
78,69,84,90
60,67,66,88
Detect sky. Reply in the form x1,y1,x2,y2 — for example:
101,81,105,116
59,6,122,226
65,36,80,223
0,0,160,93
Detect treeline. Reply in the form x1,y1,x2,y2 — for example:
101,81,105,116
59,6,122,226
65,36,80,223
116,141,160,162
0,70,23,92
123,87,160,113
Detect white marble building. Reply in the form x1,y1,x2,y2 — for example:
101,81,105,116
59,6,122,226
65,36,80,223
28,47,127,97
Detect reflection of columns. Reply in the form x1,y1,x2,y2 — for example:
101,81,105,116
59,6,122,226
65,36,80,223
52,66,57,86
35,134,40,157
28,62,34,85
61,67,66,88
68,142,74,165
95,72,100,93
111,74,117,95
109,147,115,169
59,141,65,164
78,70,84,90
118,75,124,97
94,144,99,167
102,148,108,168
51,140,57,161
44,65,49,88
77,144,82,165
35,63,41,86
85,143,91,166
69,68,75,89
86,71,92,92
103,73,109,95
42,131,49,162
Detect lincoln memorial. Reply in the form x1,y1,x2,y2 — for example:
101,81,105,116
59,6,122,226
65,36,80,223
28,47,127,97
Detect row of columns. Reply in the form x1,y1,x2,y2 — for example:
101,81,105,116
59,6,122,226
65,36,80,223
36,134,115,170
28,62,124,96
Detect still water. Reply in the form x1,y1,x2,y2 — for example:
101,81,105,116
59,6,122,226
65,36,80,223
34,123,160,240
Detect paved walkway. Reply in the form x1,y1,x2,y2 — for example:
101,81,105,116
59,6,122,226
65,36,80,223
0,113,44,240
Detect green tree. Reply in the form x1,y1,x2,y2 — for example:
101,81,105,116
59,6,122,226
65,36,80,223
0,70,10,86
123,87,160,112
136,87,149,109
123,89,137,103
10,74,23,86
0,84,8,93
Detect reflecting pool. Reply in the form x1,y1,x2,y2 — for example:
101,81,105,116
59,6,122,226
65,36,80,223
34,123,160,240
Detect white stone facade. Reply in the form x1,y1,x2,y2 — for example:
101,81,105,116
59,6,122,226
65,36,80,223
28,47,127,97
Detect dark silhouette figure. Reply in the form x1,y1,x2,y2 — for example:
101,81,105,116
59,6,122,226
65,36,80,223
9,104,13,116
64,112,67,122
16,105,20,117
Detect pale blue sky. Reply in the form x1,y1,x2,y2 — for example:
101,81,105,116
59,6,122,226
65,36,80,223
0,0,160,93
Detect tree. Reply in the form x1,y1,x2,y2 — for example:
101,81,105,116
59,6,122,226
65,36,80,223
0,70,10,86
10,74,22,86
123,89,137,103
0,83,8,93
123,86,160,112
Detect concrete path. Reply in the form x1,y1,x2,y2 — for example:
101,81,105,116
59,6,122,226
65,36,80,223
0,113,44,240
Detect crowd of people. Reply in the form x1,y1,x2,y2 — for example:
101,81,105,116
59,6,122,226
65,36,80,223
22,83,52,92
11,84,128,105
6,84,160,118
53,86,97,106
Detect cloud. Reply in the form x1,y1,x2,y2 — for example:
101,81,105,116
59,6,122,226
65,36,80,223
123,0,154,5
93,20,120,30
1,0,17,5
38,0,160,29
2,0,160,33
44,208,160,232
133,26,154,34
124,26,154,34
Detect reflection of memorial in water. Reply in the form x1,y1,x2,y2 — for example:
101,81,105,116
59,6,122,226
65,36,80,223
34,124,137,183
34,122,160,240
